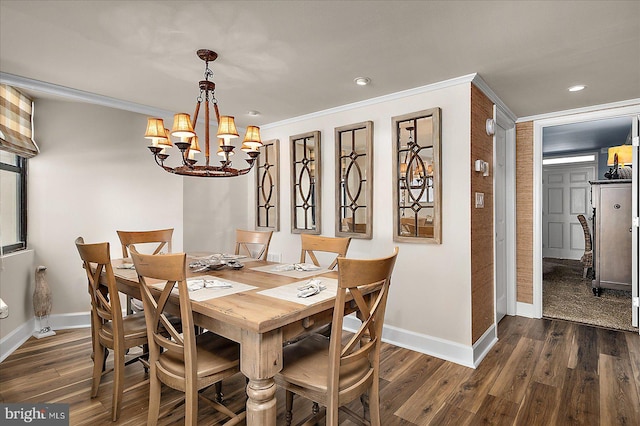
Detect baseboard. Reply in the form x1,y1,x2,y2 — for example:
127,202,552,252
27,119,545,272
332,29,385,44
516,302,536,318
472,323,498,368
0,312,91,363
0,318,35,363
49,312,91,330
343,316,478,368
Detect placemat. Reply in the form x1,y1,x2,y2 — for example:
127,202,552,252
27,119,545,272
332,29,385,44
257,277,338,306
250,264,330,279
152,276,257,302
113,268,138,281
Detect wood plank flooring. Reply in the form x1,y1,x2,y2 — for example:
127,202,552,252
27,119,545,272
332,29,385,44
1,316,638,425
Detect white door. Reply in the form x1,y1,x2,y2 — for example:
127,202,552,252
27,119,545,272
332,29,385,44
494,115,508,322
543,164,595,260
632,115,639,330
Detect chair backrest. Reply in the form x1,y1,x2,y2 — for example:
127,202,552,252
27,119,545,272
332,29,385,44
75,237,124,341
235,229,273,260
328,247,398,401
299,234,351,270
129,247,196,380
117,228,174,258
577,214,592,251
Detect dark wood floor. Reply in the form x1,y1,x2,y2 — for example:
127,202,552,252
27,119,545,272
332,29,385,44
1,315,638,425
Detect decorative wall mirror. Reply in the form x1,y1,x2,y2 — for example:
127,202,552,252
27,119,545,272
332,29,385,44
392,108,441,243
291,131,321,234
255,139,280,230
335,121,373,239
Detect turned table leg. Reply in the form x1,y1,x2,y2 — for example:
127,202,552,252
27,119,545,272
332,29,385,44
241,329,283,426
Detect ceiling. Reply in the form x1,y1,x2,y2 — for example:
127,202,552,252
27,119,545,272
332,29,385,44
1,1,639,132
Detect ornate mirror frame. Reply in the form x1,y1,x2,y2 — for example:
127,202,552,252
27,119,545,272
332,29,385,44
335,121,373,239
255,139,280,231
392,108,442,243
291,130,321,234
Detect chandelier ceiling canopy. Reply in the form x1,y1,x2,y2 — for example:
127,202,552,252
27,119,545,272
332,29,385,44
144,49,262,177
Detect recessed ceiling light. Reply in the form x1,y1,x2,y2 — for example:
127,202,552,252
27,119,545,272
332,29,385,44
247,110,260,116
568,85,586,92
354,77,371,86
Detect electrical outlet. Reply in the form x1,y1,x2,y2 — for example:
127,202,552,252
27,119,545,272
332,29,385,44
475,192,484,208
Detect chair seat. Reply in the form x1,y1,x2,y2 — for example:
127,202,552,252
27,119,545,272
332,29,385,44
278,334,371,394
100,311,148,341
159,332,240,379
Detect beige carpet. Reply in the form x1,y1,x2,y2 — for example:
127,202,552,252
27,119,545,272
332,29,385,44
543,258,638,332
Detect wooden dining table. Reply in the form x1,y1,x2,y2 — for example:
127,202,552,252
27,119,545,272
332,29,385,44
109,254,340,425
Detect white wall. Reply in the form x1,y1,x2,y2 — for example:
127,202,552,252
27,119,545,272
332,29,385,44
244,83,473,346
0,250,34,340
21,99,182,325
168,89,473,346
183,174,250,254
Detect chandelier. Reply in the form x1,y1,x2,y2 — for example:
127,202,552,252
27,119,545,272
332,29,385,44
144,49,262,177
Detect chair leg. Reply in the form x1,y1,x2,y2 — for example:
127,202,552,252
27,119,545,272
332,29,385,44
111,347,125,421
147,366,161,426
368,381,381,426
285,390,294,426
215,381,223,403
185,382,198,426
91,344,105,397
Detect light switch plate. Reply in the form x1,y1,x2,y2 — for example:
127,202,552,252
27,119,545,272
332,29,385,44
475,192,484,208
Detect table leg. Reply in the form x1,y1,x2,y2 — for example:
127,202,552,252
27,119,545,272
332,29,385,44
241,329,283,426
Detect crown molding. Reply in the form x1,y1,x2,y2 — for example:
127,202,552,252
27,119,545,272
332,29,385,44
0,72,174,119
471,74,518,122
517,98,640,123
261,73,479,130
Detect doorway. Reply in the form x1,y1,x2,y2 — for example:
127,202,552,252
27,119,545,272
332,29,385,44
535,110,639,332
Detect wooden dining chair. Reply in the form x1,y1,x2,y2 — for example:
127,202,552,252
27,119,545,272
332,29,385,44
75,237,149,421
577,214,593,278
117,228,174,313
235,228,273,260
129,247,245,426
276,247,399,426
299,234,351,270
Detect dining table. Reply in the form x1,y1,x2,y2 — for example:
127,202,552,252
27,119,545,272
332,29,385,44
108,253,341,425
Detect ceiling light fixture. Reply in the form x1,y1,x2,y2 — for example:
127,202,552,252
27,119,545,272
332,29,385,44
144,49,262,177
354,77,371,86
568,85,586,92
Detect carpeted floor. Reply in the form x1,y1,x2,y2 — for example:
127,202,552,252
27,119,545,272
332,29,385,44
543,257,638,332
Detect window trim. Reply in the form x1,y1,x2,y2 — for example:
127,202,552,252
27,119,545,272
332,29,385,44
1,154,27,254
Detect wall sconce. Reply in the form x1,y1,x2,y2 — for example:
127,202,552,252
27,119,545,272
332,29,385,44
475,159,489,177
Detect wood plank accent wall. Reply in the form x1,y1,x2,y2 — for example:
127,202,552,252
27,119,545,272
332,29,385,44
470,84,495,344
516,121,534,303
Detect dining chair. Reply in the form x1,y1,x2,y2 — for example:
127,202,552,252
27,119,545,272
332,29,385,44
235,228,273,261
117,228,174,313
276,247,399,426
75,237,149,421
577,214,593,278
129,247,245,426
299,234,351,270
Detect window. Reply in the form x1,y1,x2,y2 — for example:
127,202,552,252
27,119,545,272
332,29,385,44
1,151,27,253
542,154,596,165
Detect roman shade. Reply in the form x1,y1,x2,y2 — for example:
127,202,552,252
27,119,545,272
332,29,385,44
0,84,39,158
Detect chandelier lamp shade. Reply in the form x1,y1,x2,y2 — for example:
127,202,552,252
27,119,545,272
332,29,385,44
144,49,262,177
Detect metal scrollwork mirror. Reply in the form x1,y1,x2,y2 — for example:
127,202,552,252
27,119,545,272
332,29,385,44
291,131,321,234
393,108,442,243
335,121,373,239
255,139,279,230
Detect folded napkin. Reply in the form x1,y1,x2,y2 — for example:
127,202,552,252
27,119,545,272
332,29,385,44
272,263,321,272
117,263,136,270
297,279,326,298
187,278,233,292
